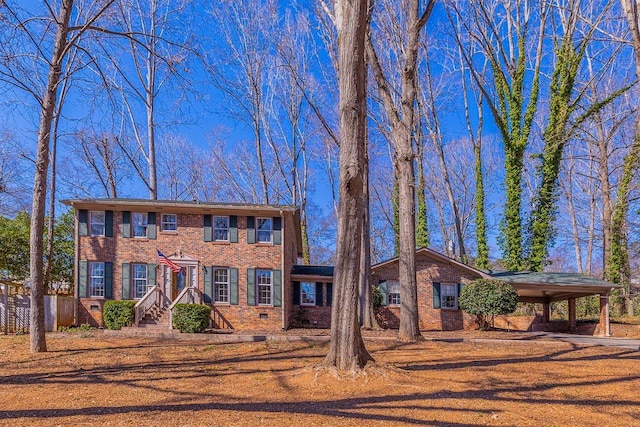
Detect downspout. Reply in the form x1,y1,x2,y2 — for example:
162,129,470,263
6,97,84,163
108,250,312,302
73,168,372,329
605,292,610,337
73,206,79,326
281,210,285,330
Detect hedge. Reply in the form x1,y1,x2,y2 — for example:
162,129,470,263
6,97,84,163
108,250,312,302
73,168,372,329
172,304,211,333
103,300,136,330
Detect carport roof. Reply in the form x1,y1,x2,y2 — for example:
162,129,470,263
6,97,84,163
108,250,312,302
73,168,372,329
489,271,621,302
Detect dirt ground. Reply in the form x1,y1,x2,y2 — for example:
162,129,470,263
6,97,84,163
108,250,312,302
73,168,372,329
1,331,639,426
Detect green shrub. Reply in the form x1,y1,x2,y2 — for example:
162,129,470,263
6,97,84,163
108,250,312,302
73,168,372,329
372,284,383,309
459,279,519,330
172,304,211,333
103,300,136,330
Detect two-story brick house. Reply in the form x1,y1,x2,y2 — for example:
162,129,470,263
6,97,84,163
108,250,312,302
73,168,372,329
63,199,617,335
62,198,304,331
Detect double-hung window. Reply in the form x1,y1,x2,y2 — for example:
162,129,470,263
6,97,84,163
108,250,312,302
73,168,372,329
441,283,458,309
214,216,229,241
161,214,177,231
256,269,272,305
388,280,401,305
132,264,149,299
90,211,105,236
256,217,272,243
300,282,316,306
132,213,148,238
214,268,229,303
89,262,105,297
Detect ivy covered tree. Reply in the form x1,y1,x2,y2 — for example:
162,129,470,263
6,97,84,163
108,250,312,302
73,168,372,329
459,279,519,330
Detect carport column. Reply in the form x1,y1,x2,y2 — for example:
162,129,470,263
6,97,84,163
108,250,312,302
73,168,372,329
568,298,576,332
599,293,610,337
542,302,550,323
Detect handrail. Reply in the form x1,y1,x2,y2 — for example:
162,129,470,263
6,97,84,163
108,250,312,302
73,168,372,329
134,285,162,326
169,286,204,329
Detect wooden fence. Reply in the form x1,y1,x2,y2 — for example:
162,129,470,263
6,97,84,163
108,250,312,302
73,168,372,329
1,282,74,333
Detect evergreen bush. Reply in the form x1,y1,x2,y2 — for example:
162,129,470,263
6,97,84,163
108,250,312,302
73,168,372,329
172,304,211,333
459,279,519,330
103,300,135,330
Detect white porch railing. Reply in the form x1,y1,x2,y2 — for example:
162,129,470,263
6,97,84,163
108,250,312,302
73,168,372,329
168,286,204,330
134,285,162,326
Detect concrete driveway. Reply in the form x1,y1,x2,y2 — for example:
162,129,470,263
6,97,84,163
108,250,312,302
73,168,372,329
533,332,640,350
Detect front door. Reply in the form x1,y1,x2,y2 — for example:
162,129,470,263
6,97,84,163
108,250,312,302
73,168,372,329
166,265,198,301
172,269,187,300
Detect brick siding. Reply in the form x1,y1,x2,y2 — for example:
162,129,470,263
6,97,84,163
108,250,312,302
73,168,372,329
78,209,297,331
372,251,482,331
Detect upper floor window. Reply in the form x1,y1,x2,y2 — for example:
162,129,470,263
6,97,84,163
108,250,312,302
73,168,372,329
132,213,148,238
89,262,105,297
301,282,316,306
256,217,272,243
214,216,229,241
441,283,458,310
214,268,229,303
90,211,105,236
256,269,272,305
388,280,401,305
161,214,177,231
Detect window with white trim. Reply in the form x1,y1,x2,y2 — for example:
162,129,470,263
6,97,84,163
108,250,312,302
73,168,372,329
214,268,229,303
388,280,401,305
256,269,272,305
161,214,177,231
441,283,458,309
89,262,105,297
132,213,148,238
256,217,272,243
214,216,229,241
90,211,105,236
301,282,316,306
132,264,149,299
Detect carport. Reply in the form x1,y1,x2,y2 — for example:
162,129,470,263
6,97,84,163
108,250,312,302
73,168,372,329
490,271,621,336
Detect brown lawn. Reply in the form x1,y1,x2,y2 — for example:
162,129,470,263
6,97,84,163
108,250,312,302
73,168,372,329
0,331,639,426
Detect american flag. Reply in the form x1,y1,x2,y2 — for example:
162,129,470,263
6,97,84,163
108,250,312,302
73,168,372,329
157,250,182,273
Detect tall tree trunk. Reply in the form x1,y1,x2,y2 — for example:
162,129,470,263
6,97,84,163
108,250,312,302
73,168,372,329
323,0,373,371
561,160,584,273
613,0,640,316
366,0,434,343
459,47,488,269
146,1,158,200
300,208,311,265
360,150,379,329
30,0,74,353
392,175,400,255
415,151,429,248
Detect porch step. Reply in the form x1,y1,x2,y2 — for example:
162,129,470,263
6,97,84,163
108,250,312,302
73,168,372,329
137,307,171,328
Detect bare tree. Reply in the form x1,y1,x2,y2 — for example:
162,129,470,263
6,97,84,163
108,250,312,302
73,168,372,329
207,0,278,204
366,0,435,342
419,44,467,262
0,0,117,352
